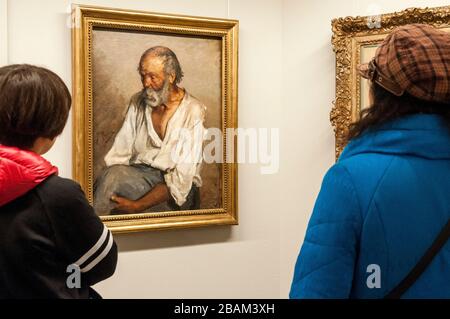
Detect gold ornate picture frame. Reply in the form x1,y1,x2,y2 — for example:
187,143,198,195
72,5,238,233
331,6,450,159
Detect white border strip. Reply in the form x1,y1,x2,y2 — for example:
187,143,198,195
0,0,7,66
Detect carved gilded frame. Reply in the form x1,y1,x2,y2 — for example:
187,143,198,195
331,6,450,159
71,5,238,233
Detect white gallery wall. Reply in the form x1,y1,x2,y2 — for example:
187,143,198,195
1,0,449,298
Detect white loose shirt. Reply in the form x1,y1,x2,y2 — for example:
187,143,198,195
104,91,206,206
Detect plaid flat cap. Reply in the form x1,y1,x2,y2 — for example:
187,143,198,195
359,24,450,103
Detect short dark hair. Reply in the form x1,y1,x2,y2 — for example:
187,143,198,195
0,64,71,149
347,82,450,141
138,46,184,84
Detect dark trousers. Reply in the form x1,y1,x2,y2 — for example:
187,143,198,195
93,164,199,215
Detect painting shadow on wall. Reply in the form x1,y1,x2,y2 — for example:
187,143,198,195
115,226,234,252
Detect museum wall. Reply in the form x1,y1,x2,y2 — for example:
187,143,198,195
2,0,449,298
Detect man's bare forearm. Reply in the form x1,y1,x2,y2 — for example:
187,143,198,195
135,183,170,211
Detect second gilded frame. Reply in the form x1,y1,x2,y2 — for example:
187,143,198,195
331,5,450,159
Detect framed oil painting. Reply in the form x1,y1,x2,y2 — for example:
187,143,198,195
71,5,238,233
331,5,450,159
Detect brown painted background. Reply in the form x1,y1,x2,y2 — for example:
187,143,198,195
92,28,222,209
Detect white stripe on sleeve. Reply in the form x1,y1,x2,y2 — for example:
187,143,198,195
81,230,114,273
74,225,108,267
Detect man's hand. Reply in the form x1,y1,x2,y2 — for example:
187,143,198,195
109,184,170,214
110,194,141,214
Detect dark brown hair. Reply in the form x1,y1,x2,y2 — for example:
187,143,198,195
0,64,71,149
348,82,450,141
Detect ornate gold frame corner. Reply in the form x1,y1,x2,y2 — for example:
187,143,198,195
71,5,239,233
331,6,450,160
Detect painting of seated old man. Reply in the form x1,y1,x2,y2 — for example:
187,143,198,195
92,29,222,216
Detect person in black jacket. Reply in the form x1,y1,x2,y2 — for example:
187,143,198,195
0,64,118,298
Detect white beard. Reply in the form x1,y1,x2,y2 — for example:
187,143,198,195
144,78,170,108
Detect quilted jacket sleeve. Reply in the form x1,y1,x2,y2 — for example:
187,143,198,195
290,163,362,298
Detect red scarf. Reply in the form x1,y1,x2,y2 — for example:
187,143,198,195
0,145,58,206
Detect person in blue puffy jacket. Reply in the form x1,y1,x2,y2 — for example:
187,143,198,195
290,24,450,299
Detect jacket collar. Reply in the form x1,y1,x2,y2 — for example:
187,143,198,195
339,114,450,161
